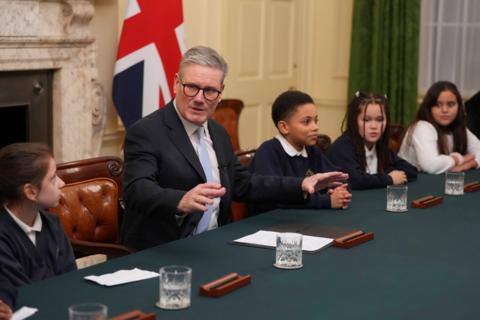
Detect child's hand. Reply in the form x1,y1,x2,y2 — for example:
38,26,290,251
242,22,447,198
451,158,478,172
301,171,349,194
464,154,475,162
0,300,12,320
329,184,352,209
388,170,407,185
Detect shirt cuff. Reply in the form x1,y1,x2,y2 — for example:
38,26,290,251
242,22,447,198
175,211,186,226
474,154,480,168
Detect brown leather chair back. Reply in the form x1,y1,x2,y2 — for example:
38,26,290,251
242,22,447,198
56,156,123,192
213,99,244,151
316,134,332,153
56,155,126,225
50,177,133,258
389,124,405,153
50,178,120,243
231,149,256,222
236,149,256,168
213,99,253,221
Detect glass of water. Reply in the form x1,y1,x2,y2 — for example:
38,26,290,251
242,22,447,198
68,303,107,320
445,171,464,195
274,232,303,269
156,265,191,310
386,185,408,212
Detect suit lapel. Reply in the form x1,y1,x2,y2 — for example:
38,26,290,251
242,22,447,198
164,103,206,181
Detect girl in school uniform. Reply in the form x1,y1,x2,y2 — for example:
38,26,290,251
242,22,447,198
328,92,417,190
0,143,76,310
399,81,480,174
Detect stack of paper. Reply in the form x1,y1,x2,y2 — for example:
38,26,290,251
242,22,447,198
12,307,38,320
232,230,333,253
84,268,158,286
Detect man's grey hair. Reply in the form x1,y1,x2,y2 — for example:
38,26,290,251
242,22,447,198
179,46,228,83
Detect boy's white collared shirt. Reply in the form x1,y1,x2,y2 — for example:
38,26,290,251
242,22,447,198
365,144,378,174
4,205,42,246
275,134,308,158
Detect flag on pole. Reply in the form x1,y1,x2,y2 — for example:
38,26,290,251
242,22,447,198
113,0,186,128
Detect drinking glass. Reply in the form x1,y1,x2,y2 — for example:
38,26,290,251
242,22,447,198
445,171,464,195
68,303,107,320
274,232,303,269
156,265,192,310
386,185,408,212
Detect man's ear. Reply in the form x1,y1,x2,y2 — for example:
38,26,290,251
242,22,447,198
217,84,225,102
173,73,180,94
277,120,289,135
23,184,39,202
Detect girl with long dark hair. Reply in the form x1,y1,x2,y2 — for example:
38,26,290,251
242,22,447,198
399,81,480,173
328,92,417,189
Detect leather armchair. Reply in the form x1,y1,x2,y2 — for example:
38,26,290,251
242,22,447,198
50,178,134,258
213,99,256,221
389,124,405,154
235,149,256,167
51,156,134,258
213,99,244,151
316,134,332,153
56,155,125,224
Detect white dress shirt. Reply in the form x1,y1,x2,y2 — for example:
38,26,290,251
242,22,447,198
399,120,480,174
174,101,221,231
4,205,42,246
364,144,378,174
275,134,308,158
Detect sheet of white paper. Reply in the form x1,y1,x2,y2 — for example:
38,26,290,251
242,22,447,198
84,268,158,286
12,306,38,320
233,230,333,252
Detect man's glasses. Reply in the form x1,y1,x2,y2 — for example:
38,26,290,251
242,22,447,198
180,81,222,101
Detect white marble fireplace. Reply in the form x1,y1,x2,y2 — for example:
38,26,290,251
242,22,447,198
0,0,105,162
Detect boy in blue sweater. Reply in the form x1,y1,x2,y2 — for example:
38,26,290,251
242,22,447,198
249,90,351,214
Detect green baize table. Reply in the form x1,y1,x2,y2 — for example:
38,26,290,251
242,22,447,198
18,170,480,319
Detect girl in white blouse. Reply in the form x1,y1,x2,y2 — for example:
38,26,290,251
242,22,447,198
399,81,480,174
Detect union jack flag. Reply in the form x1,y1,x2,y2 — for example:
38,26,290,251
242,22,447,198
113,0,185,128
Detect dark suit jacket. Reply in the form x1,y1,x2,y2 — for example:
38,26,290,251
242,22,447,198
122,102,304,250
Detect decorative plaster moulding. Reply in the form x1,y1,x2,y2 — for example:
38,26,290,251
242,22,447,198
0,0,105,162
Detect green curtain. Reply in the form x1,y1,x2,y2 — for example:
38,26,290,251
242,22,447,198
348,0,421,126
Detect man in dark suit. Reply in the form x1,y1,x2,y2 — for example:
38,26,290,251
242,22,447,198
122,46,348,250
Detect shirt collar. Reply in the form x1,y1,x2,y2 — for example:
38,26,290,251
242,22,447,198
364,144,376,158
3,205,42,234
173,99,209,139
275,134,308,158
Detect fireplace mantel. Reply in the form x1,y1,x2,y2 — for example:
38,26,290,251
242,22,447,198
0,0,106,162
